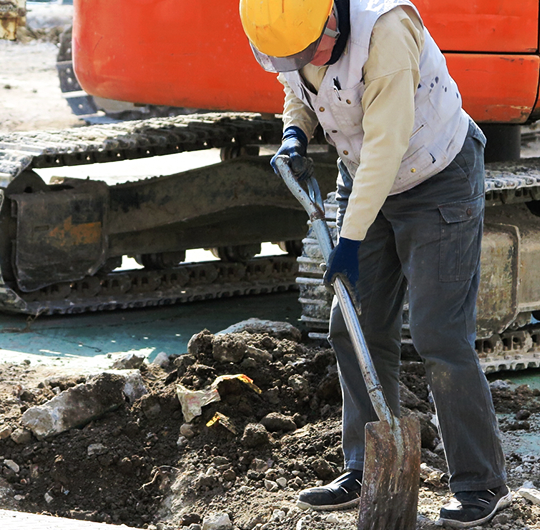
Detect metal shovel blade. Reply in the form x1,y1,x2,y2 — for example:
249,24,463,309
358,414,422,530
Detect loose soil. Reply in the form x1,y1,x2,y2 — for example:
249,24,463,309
0,328,539,530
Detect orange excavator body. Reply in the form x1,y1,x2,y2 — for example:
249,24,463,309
72,0,540,123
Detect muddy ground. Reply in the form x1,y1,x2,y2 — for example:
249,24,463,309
0,326,540,530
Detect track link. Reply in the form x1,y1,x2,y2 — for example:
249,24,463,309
0,256,298,316
0,112,282,183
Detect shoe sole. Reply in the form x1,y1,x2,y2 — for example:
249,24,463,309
439,492,513,528
296,497,361,512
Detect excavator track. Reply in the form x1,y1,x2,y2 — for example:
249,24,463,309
0,256,299,316
0,112,282,183
297,160,540,372
0,113,294,315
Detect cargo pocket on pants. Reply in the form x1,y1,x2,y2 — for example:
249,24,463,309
439,194,484,282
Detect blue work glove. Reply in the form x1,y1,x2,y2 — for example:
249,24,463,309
270,126,313,180
323,236,362,305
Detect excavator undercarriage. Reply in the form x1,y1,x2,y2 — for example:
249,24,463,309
0,113,336,314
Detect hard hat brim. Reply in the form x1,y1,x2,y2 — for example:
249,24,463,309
250,32,324,73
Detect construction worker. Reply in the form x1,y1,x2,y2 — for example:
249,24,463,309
239,0,510,527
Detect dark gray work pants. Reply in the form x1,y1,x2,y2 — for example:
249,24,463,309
328,121,507,492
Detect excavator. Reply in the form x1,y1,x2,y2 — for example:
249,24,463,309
1,0,540,374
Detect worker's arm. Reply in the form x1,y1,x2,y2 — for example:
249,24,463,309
278,73,320,140
339,7,424,241
271,74,320,179
324,7,424,291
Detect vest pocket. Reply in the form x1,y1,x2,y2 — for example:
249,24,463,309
438,194,484,282
394,145,435,190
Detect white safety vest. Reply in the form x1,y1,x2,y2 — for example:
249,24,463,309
281,0,470,194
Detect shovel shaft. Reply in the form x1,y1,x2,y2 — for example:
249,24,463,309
275,157,394,425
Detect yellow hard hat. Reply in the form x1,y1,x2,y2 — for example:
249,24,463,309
239,0,334,72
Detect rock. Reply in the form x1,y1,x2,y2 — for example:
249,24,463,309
251,458,270,473
21,372,126,439
325,514,339,524
180,423,197,438
311,458,335,479
399,382,424,409
288,375,309,396
152,351,170,368
3,459,20,473
111,352,146,370
202,512,233,530
272,510,286,522
242,423,271,448
246,513,266,529
264,479,278,492
117,370,148,403
213,456,229,466
518,486,540,505
263,387,280,405
0,426,13,440
245,345,273,363
492,513,510,525
260,412,297,432
19,389,35,402
212,334,247,363
433,442,445,454
188,329,214,356
489,380,510,390
217,318,302,342
139,394,162,420
43,375,86,391
276,477,287,488
87,443,108,456
192,470,219,491
515,409,531,421
44,492,54,504
420,463,447,488
10,428,32,445
222,469,236,482
181,513,202,526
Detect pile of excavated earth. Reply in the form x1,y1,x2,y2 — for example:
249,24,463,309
0,318,539,530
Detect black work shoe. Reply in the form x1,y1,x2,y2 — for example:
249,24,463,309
439,485,512,528
297,470,362,511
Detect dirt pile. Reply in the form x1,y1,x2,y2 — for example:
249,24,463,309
0,326,539,530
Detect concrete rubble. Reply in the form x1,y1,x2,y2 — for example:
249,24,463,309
111,352,146,370
20,371,147,439
518,482,540,505
201,512,233,530
152,351,171,368
217,318,302,342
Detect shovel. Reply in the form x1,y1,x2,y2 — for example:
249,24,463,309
275,156,421,530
